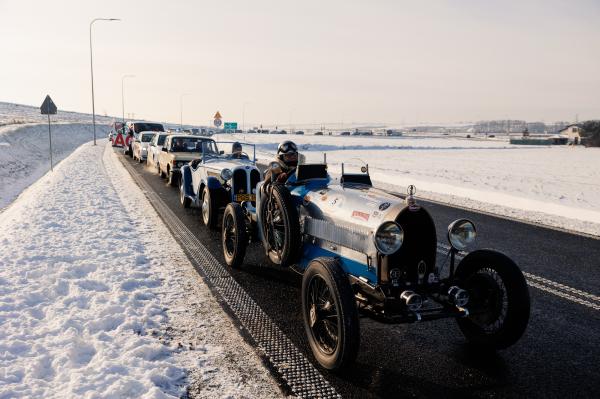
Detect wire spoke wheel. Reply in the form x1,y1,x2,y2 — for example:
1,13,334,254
223,213,236,256
455,250,530,349
202,189,210,224
307,274,340,355
464,268,509,333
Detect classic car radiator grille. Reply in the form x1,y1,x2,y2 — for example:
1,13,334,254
250,169,260,192
302,216,371,254
232,169,247,194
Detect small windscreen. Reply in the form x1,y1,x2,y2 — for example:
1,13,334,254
141,134,153,142
295,164,328,181
157,135,167,145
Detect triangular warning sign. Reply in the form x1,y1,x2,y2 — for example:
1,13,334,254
113,133,125,147
40,95,57,115
214,111,222,119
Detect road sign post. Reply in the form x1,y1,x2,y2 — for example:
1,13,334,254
213,111,223,129
40,95,57,171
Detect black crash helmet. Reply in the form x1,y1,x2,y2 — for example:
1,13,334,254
277,140,298,167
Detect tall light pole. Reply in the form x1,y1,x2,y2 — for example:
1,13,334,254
121,75,135,134
90,17,120,145
180,93,191,130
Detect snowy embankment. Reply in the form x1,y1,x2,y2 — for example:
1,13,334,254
0,122,100,210
0,141,283,398
218,133,600,236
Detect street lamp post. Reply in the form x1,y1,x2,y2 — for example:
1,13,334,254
90,17,120,146
180,93,191,130
121,74,135,134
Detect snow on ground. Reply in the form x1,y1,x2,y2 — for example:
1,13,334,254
216,133,600,236
0,101,113,126
0,122,109,210
0,140,284,398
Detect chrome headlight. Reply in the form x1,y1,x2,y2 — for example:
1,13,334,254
220,168,233,181
447,219,476,251
374,221,404,255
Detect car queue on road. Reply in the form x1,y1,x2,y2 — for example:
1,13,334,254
111,121,531,372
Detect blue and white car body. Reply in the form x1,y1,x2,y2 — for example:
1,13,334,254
179,142,261,227
222,161,530,370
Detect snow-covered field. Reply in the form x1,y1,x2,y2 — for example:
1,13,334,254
0,141,283,398
215,133,600,236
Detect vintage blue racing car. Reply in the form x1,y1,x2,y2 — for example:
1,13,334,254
179,141,261,229
220,161,531,370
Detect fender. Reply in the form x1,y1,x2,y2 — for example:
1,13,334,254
180,165,194,198
206,176,222,190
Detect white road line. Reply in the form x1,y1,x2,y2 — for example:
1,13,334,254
435,244,599,310
527,281,600,311
522,272,600,303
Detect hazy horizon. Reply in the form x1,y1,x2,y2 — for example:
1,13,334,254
1,0,599,126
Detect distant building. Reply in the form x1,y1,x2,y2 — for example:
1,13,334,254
558,125,581,144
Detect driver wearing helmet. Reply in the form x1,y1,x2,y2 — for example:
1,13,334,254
264,140,299,184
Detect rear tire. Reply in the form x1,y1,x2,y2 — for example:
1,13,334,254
201,186,219,230
455,250,530,349
222,203,248,268
260,184,301,267
302,257,360,370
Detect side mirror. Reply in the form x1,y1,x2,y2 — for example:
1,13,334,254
219,150,224,155
162,147,167,152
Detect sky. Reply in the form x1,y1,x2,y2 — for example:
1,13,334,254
1,0,599,127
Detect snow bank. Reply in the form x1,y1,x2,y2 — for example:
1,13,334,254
0,122,108,210
0,141,283,398
217,133,600,236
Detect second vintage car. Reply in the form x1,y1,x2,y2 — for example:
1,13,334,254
179,142,261,229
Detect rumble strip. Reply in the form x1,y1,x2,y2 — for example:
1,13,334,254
118,156,341,399
436,243,600,311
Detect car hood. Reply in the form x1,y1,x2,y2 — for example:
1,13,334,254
302,183,406,231
170,152,203,161
202,157,256,171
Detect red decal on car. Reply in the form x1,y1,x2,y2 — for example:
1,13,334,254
352,210,370,221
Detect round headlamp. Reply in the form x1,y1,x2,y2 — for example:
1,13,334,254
447,219,476,251
220,168,233,181
374,221,404,255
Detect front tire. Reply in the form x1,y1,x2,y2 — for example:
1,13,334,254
167,168,178,186
455,250,530,349
222,203,248,268
302,258,360,370
179,179,191,208
201,186,219,230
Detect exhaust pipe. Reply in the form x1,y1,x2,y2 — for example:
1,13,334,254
400,290,423,311
448,286,469,307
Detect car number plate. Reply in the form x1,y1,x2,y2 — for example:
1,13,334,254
235,194,255,202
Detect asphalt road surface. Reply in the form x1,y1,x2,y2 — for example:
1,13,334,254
119,151,600,398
